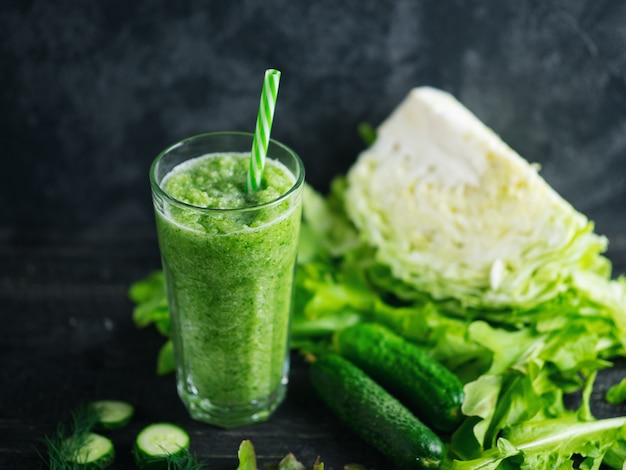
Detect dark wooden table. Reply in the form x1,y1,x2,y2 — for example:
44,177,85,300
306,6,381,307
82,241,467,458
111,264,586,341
2,228,626,469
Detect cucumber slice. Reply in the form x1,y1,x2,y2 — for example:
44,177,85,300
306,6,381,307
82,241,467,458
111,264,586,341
90,400,135,430
134,422,190,469
62,432,115,469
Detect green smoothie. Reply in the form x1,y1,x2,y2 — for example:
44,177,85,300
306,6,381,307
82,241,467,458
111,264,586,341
152,144,303,428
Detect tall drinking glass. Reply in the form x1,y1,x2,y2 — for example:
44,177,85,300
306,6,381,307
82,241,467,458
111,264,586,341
150,132,304,428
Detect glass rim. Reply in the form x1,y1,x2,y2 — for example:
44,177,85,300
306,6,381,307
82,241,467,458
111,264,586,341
150,131,305,214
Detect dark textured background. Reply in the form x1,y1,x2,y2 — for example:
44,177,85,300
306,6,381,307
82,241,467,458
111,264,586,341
2,0,626,239
2,1,626,468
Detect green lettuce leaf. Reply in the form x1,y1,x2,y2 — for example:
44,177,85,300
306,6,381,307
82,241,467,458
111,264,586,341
448,413,626,469
156,339,175,376
603,440,626,469
129,270,169,335
128,271,173,373
606,378,626,405
236,440,326,470
236,440,257,470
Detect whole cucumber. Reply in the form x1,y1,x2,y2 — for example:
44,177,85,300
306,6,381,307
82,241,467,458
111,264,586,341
310,353,444,469
335,322,465,432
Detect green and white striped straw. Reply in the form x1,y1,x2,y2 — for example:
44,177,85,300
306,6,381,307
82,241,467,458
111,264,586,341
247,68,281,192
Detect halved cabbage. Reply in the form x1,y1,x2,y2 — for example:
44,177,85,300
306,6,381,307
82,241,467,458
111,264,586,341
345,87,609,309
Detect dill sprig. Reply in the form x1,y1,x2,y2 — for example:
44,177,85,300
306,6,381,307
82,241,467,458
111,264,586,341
139,448,207,470
39,404,100,469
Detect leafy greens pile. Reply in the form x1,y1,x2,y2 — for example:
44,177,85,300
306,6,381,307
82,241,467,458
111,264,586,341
131,87,626,468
